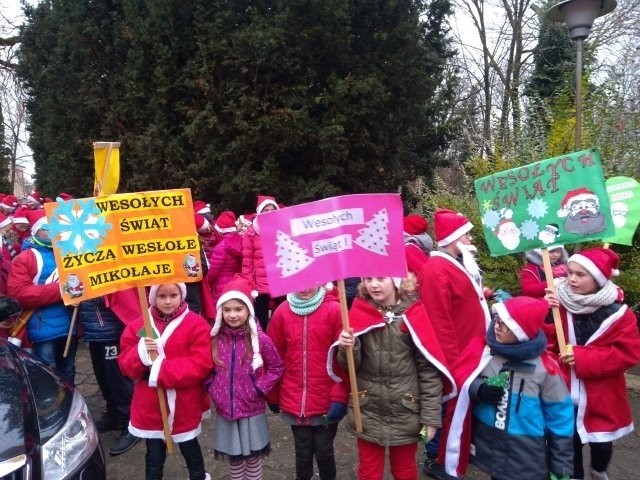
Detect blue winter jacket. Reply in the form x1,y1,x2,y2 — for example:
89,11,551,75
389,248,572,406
78,297,125,343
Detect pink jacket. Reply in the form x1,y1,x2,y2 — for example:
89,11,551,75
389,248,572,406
241,226,270,293
207,233,243,305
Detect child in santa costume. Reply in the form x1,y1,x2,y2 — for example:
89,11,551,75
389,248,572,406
417,208,490,478
267,283,348,480
403,213,433,275
207,274,284,480
545,247,640,480
331,277,454,480
118,283,213,480
441,296,574,480
519,245,569,298
207,210,243,306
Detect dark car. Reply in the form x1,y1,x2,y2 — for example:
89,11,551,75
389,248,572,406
0,338,106,479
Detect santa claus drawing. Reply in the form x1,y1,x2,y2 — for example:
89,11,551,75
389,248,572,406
556,187,607,235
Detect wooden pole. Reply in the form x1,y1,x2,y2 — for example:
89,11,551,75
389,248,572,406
10,309,34,337
137,286,174,454
337,280,363,433
63,307,78,357
541,248,567,355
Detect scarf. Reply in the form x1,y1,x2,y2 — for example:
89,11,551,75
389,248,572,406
287,288,326,316
487,326,547,362
556,279,619,314
150,301,188,324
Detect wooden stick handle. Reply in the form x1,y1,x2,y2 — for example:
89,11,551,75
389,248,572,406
337,280,363,433
137,286,174,454
10,309,34,337
541,248,567,355
63,307,78,358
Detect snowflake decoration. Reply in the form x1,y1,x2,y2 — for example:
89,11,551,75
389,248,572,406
520,219,540,240
527,198,548,219
48,198,112,256
481,200,493,212
482,210,501,230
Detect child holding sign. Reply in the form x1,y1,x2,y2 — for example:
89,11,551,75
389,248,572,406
207,274,284,480
335,277,451,480
545,248,640,480
118,283,213,480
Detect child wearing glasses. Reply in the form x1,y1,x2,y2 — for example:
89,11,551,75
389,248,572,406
441,296,574,480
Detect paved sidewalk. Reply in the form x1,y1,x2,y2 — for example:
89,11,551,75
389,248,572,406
74,342,640,479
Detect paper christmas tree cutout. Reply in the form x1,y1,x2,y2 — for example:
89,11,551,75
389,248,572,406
354,208,390,255
275,230,315,277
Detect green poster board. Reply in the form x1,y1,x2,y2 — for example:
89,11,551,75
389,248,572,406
603,176,640,246
474,149,614,256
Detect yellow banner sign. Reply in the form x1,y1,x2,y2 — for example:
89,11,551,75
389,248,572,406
44,189,202,305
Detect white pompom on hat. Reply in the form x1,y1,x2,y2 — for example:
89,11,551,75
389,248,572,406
491,296,549,342
568,247,620,287
148,283,187,306
211,274,262,371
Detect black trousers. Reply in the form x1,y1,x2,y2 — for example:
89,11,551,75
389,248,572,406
89,340,133,429
291,423,338,480
145,437,206,480
573,432,612,478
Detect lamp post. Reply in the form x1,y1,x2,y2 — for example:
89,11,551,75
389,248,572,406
547,0,617,150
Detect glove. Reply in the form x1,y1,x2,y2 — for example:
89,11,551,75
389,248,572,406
267,403,280,414
550,474,570,480
326,402,348,422
476,383,504,406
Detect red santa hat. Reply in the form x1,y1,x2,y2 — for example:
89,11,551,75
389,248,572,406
491,296,549,342
403,214,429,235
568,247,620,287
12,206,29,225
214,210,237,234
148,283,187,306
256,195,279,214
434,208,473,246
238,213,254,226
57,192,73,201
1,195,17,211
193,200,211,215
194,214,211,234
26,208,48,236
0,213,12,229
557,187,599,218
211,274,262,370
27,189,43,204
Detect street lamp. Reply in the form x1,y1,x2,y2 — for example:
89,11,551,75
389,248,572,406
546,0,617,150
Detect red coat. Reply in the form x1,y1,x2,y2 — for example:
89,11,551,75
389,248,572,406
241,226,269,293
418,251,490,367
405,243,429,275
266,292,347,417
118,309,213,442
547,303,640,443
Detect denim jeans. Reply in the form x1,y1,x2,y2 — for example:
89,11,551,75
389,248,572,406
32,336,77,384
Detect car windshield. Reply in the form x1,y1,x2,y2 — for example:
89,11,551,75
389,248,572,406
0,342,25,462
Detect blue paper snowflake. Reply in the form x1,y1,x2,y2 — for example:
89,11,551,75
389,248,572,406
520,219,540,240
48,198,112,256
482,210,501,230
527,198,548,219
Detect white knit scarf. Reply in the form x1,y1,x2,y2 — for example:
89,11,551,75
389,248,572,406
556,278,619,314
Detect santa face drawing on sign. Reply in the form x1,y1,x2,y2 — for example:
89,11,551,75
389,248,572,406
557,187,606,234
494,209,521,251
611,202,629,228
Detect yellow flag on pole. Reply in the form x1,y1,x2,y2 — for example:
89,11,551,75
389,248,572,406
93,142,120,196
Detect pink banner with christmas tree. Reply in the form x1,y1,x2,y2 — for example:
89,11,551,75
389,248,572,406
258,194,407,296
